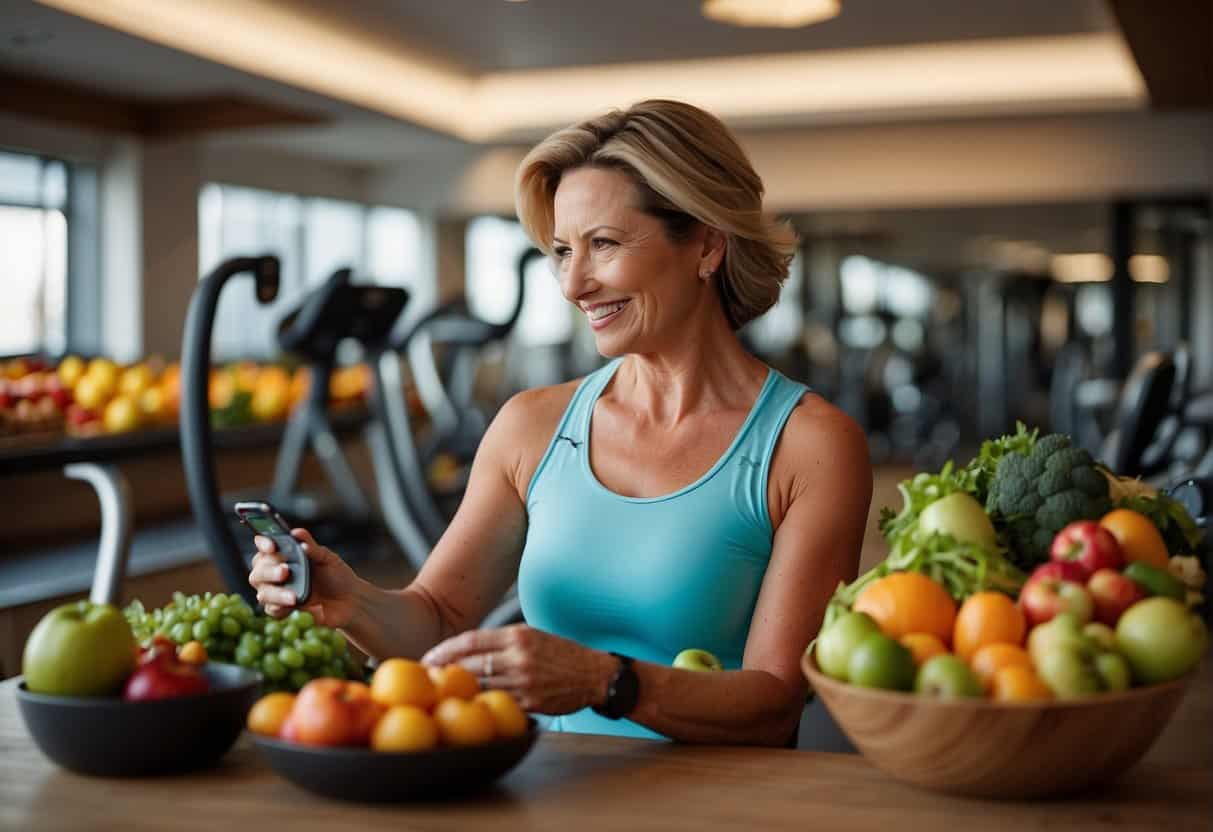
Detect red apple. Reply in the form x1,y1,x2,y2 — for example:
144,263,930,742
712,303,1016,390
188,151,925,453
1027,561,1088,585
0,380,12,410
283,679,382,746
1019,577,1094,628
122,636,209,701
11,373,45,402
1050,521,1123,578
1086,568,1146,626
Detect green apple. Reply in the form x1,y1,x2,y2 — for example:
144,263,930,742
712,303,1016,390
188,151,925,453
914,655,983,699
848,633,915,691
1116,597,1208,684
1027,612,1087,668
1094,651,1131,692
672,648,723,673
815,611,880,681
1036,643,1102,698
22,601,136,696
917,492,998,549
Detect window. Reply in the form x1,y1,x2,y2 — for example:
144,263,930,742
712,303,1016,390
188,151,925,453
198,184,425,360
465,216,570,347
0,151,72,356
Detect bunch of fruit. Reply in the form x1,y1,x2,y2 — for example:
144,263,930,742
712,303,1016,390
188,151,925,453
22,601,208,702
124,593,363,693
815,510,1208,701
247,658,529,752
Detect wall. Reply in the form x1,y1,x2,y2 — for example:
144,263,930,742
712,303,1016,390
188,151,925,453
368,111,1213,215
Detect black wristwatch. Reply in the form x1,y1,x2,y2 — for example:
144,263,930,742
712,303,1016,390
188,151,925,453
592,652,639,720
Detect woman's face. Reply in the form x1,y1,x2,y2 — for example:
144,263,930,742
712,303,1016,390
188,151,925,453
551,166,717,357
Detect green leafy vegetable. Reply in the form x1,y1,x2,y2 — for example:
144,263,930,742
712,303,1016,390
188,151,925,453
960,422,1040,504
878,462,972,543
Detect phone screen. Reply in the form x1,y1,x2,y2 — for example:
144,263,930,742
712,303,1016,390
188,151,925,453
244,514,285,536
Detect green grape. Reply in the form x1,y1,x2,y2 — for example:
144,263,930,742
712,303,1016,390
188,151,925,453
299,640,325,659
192,621,211,641
320,662,344,679
279,646,305,669
243,639,263,660
220,616,241,638
234,647,253,667
170,622,190,643
172,591,186,606
289,669,311,690
204,607,222,627
264,635,281,651
328,632,347,654
289,610,315,630
261,654,286,680
203,592,213,603
281,624,300,642
182,608,200,624
162,613,181,630
263,620,281,640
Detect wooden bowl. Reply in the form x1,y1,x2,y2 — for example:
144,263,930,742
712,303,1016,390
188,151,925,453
802,648,1192,799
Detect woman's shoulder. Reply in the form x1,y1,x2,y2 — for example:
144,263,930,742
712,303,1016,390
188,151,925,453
481,377,587,494
769,390,871,511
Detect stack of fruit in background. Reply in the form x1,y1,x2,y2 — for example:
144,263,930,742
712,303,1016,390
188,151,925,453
247,658,528,752
0,355,383,441
814,425,1209,701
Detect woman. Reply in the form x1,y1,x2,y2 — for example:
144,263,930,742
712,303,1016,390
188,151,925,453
250,99,872,746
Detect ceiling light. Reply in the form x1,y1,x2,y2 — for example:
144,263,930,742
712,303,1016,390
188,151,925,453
702,0,840,29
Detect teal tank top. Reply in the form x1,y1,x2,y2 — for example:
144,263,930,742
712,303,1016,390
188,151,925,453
517,358,808,739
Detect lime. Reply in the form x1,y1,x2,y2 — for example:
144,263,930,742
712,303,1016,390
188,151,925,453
847,633,916,691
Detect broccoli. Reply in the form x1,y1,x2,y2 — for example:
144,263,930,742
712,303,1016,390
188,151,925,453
985,433,1111,570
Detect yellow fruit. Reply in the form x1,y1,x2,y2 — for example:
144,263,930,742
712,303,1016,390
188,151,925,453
57,356,85,388
234,360,261,393
247,692,296,736
251,378,290,422
899,633,948,666
427,664,480,701
138,386,167,422
102,395,141,433
370,658,438,710
970,643,1032,692
953,592,1026,660
853,572,957,644
1100,509,1170,569
432,697,496,747
474,690,528,739
209,371,236,409
118,364,154,397
371,705,440,752
177,641,208,665
72,373,110,411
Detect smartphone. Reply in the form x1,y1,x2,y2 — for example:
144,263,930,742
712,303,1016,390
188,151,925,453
234,501,310,605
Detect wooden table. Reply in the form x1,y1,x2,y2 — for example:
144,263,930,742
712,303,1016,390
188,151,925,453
2,672,1210,832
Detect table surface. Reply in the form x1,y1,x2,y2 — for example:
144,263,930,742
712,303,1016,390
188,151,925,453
3,669,1211,832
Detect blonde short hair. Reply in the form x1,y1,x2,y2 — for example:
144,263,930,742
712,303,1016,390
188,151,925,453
515,99,797,329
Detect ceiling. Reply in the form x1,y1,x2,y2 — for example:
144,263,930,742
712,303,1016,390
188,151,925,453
284,0,1116,73
0,0,1146,162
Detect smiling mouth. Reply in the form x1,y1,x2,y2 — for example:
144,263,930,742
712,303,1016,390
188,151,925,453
585,299,630,327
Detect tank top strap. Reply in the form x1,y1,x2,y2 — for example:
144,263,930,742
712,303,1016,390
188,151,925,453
732,370,810,527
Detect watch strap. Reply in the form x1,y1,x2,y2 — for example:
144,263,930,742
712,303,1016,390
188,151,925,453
592,652,639,720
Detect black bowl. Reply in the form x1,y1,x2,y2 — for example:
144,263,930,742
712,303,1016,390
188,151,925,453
16,662,260,777
253,719,540,802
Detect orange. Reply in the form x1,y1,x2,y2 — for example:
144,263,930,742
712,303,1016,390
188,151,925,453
953,592,1026,660
371,705,440,752
427,664,480,701
371,658,438,710
899,633,948,666
970,643,1032,692
433,697,496,747
247,692,297,737
991,665,1052,703
1100,509,1170,569
474,690,529,739
177,640,208,665
853,572,957,644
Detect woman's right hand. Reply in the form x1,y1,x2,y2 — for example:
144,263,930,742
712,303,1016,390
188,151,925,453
248,528,360,628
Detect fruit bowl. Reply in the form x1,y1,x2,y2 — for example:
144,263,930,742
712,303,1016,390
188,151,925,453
16,662,260,777
252,718,540,802
802,648,1192,799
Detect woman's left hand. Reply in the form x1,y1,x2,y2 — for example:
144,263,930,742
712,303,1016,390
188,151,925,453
420,624,615,714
